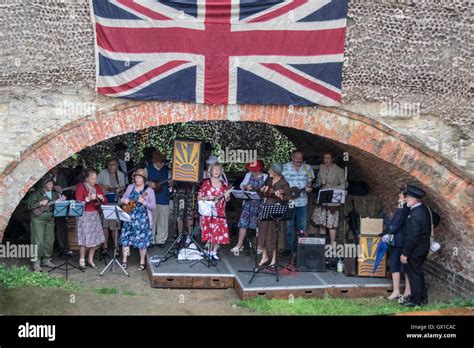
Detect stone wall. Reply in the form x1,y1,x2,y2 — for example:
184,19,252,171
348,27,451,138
0,0,472,175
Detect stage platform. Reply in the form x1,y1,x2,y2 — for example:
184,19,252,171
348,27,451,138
146,243,393,300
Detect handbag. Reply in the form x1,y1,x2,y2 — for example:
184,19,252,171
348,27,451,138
426,205,441,252
382,233,395,247
198,200,217,217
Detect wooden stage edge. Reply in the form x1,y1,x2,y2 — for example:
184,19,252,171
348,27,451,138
146,256,394,300
233,276,394,300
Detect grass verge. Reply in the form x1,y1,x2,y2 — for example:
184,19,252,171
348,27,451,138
0,263,81,291
237,297,473,315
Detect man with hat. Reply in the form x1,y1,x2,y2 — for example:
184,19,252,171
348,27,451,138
144,150,171,248
400,184,431,307
27,175,65,272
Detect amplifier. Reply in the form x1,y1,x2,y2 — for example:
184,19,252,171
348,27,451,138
297,237,326,272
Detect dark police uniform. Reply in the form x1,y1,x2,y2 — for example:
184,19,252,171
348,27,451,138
402,201,431,306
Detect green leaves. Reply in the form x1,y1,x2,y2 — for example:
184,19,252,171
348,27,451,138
63,121,296,171
0,263,81,290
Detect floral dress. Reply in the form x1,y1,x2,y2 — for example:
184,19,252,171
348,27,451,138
238,175,265,229
199,179,230,245
119,187,152,249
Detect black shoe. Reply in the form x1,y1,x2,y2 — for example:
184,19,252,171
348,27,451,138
402,301,420,307
281,250,291,257
158,243,166,248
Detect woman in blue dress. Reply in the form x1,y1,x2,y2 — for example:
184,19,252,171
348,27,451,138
119,169,156,271
230,160,267,254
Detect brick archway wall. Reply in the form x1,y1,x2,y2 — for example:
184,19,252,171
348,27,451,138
0,101,472,281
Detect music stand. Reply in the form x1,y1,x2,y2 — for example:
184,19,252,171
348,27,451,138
154,185,217,269
317,189,346,269
48,201,84,279
239,203,294,283
99,205,130,277
100,192,121,264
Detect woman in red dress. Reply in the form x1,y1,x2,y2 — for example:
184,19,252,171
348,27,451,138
75,168,108,269
197,163,231,261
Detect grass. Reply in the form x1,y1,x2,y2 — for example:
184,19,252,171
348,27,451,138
0,263,82,291
121,289,138,296
237,297,474,316
92,288,138,296
93,287,120,295
0,263,140,297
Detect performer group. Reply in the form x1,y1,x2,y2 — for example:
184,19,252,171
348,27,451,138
26,142,437,307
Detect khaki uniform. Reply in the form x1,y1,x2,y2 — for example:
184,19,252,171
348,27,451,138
27,189,60,262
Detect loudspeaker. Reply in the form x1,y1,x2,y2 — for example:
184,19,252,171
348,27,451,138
297,237,326,272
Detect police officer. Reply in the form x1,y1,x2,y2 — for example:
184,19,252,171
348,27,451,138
400,184,431,307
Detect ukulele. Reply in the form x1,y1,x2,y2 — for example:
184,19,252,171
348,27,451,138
32,200,57,217
122,191,148,213
197,186,234,217
147,178,172,192
31,185,75,216
289,186,311,199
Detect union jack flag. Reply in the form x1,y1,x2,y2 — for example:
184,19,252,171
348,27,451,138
92,0,348,106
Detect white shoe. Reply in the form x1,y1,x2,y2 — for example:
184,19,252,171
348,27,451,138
230,246,244,253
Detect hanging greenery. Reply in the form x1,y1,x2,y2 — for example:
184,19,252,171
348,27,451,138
62,121,296,171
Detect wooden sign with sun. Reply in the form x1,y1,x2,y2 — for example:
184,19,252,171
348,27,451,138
171,139,204,183
357,236,387,278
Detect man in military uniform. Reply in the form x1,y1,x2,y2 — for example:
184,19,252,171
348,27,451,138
27,175,64,272
400,184,431,307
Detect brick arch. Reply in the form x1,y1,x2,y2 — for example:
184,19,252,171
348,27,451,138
1,101,472,245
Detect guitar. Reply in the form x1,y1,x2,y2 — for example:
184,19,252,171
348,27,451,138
198,186,234,217
31,186,75,216
122,191,148,213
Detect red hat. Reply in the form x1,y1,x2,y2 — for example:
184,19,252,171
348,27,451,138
245,160,264,172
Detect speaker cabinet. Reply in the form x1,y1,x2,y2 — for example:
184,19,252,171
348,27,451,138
297,237,326,272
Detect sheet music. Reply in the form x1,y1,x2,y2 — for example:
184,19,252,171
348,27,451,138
318,189,347,204
102,204,131,222
231,189,261,200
